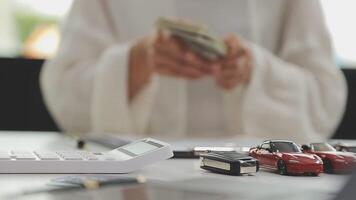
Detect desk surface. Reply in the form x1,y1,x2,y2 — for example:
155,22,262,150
0,132,351,200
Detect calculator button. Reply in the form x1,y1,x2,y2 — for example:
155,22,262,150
86,157,99,160
78,152,99,160
11,150,32,154
102,156,116,161
39,157,60,161
34,151,60,160
56,151,84,160
63,157,83,160
11,151,37,160
15,156,37,160
83,155,99,160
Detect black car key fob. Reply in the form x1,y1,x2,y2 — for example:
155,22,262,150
200,151,259,175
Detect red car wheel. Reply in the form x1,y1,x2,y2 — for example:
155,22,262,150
309,172,319,176
277,160,288,175
323,159,334,173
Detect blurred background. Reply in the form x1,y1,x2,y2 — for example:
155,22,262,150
0,0,355,138
1,0,356,67
0,0,72,59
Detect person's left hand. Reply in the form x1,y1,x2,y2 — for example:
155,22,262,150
212,34,253,90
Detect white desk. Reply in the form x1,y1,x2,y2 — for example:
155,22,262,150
0,132,351,200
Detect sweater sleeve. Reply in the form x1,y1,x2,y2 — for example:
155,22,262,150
40,0,157,134
228,0,347,143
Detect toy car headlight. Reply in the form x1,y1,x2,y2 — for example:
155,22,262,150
288,160,300,164
335,158,345,162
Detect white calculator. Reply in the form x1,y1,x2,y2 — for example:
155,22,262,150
0,138,173,173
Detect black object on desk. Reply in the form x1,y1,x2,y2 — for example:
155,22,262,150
200,152,259,175
172,149,197,158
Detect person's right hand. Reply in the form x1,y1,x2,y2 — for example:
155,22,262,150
129,31,211,101
152,31,212,78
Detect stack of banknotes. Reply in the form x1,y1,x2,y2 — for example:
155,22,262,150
156,17,227,60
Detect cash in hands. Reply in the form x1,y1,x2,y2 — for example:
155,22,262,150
155,17,227,61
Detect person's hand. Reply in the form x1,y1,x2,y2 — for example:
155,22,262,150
152,31,212,78
128,31,210,101
212,34,252,90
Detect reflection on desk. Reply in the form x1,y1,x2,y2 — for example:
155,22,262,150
6,176,346,200
7,183,231,200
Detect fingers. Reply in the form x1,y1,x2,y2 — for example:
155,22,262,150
240,50,252,84
154,43,201,68
152,33,210,79
214,48,252,90
156,29,171,43
151,31,252,85
214,63,242,90
224,34,246,58
224,34,238,57
153,50,205,79
155,36,209,67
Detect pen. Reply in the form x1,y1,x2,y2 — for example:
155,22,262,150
65,133,86,149
22,176,146,195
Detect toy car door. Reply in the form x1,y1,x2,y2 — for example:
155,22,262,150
259,143,273,166
261,143,276,166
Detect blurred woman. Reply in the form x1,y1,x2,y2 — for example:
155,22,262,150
41,0,347,143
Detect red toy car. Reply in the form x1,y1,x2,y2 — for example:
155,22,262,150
302,143,356,173
249,140,323,176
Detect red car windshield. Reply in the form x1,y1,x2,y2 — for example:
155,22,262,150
311,143,336,152
272,142,301,153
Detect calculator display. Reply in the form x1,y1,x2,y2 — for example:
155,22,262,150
118,141,163,156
